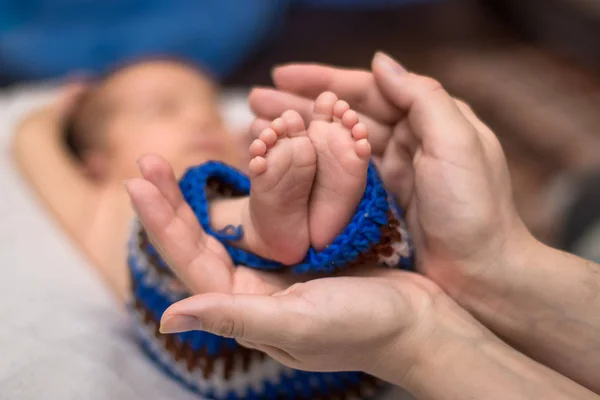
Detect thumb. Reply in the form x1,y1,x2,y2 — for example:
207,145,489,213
371,52,477,151
159,292,305,346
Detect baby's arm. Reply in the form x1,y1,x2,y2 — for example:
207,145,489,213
12,101,100,242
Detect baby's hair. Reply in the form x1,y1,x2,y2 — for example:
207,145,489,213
63,55,215,160
63,83,107,159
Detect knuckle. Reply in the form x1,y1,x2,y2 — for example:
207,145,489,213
284,282,304,296
210,318,243,339
455,99,475,116
408,74,449,106
454,98,469,110
414,75,444,93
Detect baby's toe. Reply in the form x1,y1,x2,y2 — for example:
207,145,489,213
341,109,360,130
351,122,369,141
259,128,279,147
248,156,267,177
354,139,371,161
249,139,268,158
270,118,287,138
333,100,350,121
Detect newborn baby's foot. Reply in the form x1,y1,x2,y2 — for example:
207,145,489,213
245,111,317,265
308,92,371,251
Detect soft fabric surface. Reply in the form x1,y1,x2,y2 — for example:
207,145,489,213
0,84,412,400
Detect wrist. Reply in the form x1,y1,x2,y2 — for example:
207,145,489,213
442,219,542,306
382,294,597,400
369,286,510,396
364,275,479,388
403,309,491,396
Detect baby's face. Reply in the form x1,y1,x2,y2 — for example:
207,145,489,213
101,61,240,178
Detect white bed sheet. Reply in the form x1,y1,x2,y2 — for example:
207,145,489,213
0,83,411,400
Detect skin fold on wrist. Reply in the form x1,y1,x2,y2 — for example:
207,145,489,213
371,289,598,399
440,221,539,309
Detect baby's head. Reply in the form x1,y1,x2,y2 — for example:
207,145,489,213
65,59,241,181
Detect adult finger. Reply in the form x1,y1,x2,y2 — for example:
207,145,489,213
249,117,272,139
454,99,488,133
236,339,299,368
378,138,415,207
453,98,502,155
125,178,234,294
125,178,203,273
393,118,419,156
372,53,479,157
249,88,314,122
137,154,204,238
249,87,392,155
160,292,303,347
272,64,401,123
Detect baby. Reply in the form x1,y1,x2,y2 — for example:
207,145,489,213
16,58,245,299
64,57,241,182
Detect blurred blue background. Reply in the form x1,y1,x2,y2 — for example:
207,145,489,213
0,0,434,83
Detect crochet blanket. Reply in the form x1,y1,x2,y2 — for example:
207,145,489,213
127,161,414,399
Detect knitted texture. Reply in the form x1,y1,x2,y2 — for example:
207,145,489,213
178,161,413,273
127,161,414,399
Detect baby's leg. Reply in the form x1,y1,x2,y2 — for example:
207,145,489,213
308,92,371,250
233,110,317,265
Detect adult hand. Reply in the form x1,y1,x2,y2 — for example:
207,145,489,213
365,54,600,395
125,153,303,296
252,54,600,394
162,267,437,378
369,53,535,297
125,153,436,379
126,70,599,397
250,53,534,300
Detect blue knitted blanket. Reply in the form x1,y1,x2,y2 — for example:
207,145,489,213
128,161,414,399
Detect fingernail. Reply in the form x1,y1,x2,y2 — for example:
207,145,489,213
159,315,202,334
374,52,407,75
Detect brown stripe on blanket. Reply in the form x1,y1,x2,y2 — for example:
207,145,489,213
345,210,406,266
132,295,263,380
